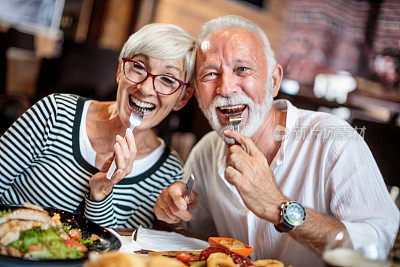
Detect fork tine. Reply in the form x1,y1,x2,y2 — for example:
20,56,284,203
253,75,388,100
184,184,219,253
228,114,242,131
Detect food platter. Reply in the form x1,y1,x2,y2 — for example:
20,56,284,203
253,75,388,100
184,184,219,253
0,204,121,267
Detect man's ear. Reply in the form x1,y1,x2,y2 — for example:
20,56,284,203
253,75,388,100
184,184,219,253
173,86,194,111
116,61,122,84
271,64,283,97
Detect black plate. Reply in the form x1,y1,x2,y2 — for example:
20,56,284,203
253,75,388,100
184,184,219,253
0,204,121,267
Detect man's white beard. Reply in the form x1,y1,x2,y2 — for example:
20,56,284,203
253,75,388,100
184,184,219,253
200,79,274,144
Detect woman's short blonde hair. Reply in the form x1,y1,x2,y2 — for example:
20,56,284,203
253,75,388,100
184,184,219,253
119,23,197,85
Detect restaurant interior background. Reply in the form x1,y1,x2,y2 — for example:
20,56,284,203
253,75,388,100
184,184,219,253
0,0,399,205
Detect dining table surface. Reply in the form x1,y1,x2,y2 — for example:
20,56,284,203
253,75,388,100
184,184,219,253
112,225,400,264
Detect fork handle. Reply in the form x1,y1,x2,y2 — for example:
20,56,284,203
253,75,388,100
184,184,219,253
106,126,134,179
106,160,117,179
106,120,137,179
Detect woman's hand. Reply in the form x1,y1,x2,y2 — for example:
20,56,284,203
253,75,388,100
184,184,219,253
89,128,137,201
153,181,199,224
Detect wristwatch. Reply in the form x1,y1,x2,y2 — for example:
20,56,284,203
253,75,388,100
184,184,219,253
274,201,306,233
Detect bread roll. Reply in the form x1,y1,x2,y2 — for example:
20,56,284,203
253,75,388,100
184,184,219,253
206,252,237,267
83,252,146,267
83,252,187,267
254,259,284,267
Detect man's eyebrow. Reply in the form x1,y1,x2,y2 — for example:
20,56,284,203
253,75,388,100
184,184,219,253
200,63,218,70
233,58,252,64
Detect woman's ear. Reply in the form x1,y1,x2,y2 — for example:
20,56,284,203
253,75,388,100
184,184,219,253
116,61,122,84
173,86,194,111
271,64,283,97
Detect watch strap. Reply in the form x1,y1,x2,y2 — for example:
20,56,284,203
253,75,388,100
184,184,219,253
274,220,294,233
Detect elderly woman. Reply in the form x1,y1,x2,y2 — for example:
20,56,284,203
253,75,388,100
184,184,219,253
0,23,196,228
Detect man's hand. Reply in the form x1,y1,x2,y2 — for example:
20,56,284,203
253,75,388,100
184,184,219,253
154,181,199,224
223,130,288,224
89,128,136,201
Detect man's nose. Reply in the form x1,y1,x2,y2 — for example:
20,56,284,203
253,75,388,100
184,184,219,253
216,73,238,97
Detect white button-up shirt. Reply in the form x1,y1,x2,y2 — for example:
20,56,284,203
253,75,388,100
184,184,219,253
186,100,399,266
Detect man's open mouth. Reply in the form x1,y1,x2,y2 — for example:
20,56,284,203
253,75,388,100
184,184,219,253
129,95,156,113
218,105,247,116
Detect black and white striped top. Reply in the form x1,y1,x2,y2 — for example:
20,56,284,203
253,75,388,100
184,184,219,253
0,94,183,228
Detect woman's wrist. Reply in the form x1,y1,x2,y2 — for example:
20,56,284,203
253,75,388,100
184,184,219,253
89,188,112,201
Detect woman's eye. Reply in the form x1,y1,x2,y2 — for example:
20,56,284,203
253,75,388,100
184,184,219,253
160,76,177,85
132,62,146,71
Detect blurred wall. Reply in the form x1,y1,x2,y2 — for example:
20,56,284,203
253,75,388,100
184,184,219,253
153,0,287,52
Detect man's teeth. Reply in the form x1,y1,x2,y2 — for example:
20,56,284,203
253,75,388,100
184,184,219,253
130,96,155,111
219,105,246,115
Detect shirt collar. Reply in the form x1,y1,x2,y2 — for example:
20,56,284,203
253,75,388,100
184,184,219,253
270,99,298,169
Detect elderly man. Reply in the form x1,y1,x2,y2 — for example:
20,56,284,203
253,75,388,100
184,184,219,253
153,15,399,266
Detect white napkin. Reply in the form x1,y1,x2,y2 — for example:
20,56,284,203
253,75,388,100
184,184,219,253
106,228,141,253
134,226,209,251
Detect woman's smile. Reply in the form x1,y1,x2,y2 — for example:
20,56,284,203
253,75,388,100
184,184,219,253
128,94,156,115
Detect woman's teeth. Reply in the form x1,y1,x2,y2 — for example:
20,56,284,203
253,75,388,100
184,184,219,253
129,95,155,112
219,105,246,115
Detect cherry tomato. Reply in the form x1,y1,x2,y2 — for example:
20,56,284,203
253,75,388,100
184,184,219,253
68,229,82,240
176,252,192,263
63,240,87,252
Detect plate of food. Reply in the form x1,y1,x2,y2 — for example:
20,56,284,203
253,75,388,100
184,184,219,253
0,203,121,266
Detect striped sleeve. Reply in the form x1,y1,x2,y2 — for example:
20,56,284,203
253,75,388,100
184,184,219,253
0,95,57,194
84,192,117,227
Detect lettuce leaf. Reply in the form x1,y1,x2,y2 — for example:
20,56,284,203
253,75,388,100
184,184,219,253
0,209,11,217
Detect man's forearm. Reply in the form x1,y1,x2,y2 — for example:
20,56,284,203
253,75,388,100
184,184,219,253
288,208,350,255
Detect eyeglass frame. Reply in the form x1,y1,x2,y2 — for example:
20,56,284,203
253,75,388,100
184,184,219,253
121,57,189,95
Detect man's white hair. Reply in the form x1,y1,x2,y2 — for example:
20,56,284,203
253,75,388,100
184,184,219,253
197,15,276,77
119,23,197,85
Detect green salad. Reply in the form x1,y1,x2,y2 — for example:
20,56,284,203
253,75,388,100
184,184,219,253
9,226,91,259
0,207,99,260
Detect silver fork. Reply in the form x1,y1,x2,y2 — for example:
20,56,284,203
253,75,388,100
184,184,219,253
228,113,242,132
106,108,143,179
182,174,195,199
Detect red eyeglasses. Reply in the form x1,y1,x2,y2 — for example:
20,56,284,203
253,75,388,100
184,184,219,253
122,57,188,95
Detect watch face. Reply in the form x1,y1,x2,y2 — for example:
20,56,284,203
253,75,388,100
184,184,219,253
284,202,305,226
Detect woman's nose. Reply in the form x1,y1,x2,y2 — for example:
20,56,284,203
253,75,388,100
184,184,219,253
136,76,156,95
216,74,238,97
